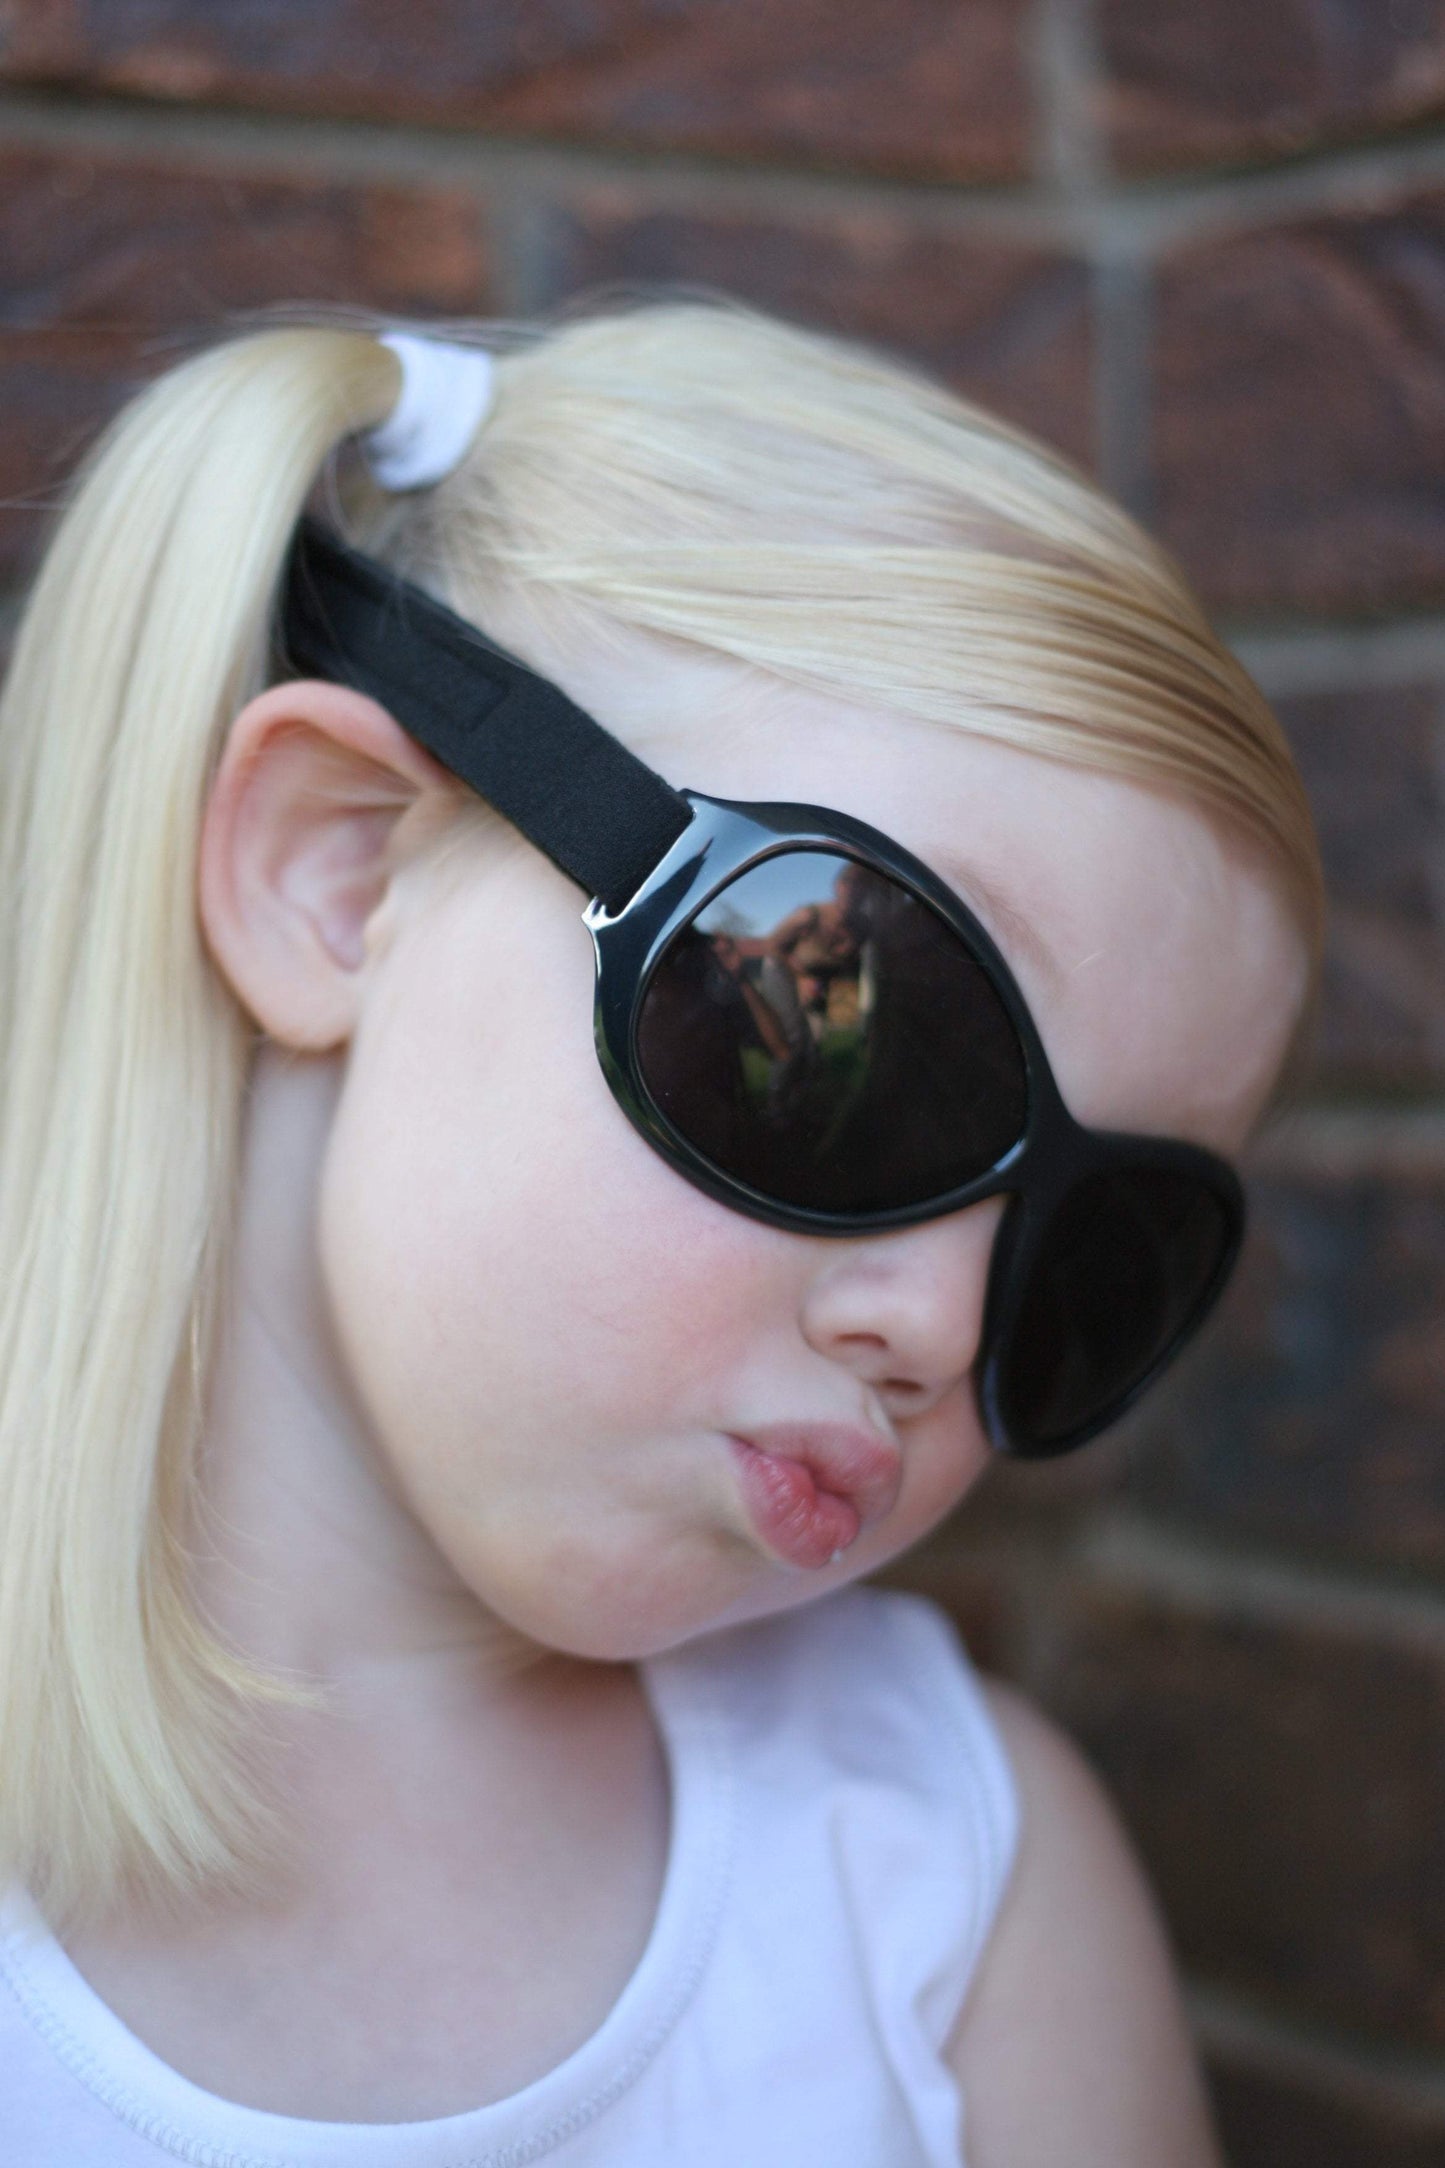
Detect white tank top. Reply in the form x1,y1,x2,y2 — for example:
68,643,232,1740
0,1588,1017,2168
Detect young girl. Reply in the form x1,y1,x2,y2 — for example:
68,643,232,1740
0,300,1320,2166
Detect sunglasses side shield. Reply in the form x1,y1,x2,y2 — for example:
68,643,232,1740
978,1144,1246,1457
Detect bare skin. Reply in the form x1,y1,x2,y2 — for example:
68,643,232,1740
61,646,1300,2150
956,1687,1224,2168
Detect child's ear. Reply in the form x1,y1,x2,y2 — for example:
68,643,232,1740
198,679,456,1050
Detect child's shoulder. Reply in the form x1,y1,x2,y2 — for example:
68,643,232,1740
665,1584,1016,1835
663,1585,1020,1980
676,1599,1224,2164
949,1678,1224,2166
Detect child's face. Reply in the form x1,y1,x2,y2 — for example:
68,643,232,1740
313,658,1306,1664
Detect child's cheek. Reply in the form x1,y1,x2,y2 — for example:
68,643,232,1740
848,1378,993,1579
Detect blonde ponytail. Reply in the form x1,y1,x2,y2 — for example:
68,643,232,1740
0,328,398,1923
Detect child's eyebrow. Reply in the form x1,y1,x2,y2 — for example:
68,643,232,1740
933,855,1064,992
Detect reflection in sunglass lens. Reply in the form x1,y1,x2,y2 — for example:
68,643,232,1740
1000,1166,1233,1453
635,850,1028,1214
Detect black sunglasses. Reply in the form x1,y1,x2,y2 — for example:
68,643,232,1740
281,519,1244,1460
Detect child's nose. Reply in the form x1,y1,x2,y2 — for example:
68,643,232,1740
797,1198,1006,1420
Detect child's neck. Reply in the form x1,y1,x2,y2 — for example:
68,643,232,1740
52,1042,672,2120
61,1652,670,2119
196,1041,530,1692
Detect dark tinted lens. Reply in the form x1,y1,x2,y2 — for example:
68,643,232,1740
634,850,1027,1214
1000,1166,1234,1452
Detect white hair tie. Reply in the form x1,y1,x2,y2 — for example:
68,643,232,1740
360,331,496,491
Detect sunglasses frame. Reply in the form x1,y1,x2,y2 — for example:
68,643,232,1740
281,517,1246,1462
587,788,1245,1458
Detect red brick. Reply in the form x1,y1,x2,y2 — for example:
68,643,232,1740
1154,192,1445,613
0,146,488,329
1209,2052,1445,2168
0,146,492,579
1139,1155,1445,1571
1278,683,1445,1086
1040,1577,1445,2048
1100,0,1445,175
0,329,142,585
0,0,1034,184
539,194,1097,466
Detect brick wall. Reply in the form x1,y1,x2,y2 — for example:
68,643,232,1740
0,4,1440,2157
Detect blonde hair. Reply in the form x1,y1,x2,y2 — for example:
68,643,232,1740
0,298,1323,1923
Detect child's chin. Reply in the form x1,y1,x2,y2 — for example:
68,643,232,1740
492,1569,805,1667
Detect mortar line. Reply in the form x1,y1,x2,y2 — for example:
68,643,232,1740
1028,0,1157,503
1189,1983,1445,2117
1077,1507,1445,1652
1230,617,1445,694
1030,0,1107,197
1248,1100,1445,1175
5,78,1445,251
0,82,1072,230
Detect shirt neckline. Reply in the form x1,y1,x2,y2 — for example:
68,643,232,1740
0,1649,735,2168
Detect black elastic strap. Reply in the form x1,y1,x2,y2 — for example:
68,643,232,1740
280,518,694,912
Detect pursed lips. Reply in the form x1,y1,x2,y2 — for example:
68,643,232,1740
725,1421,903,1569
